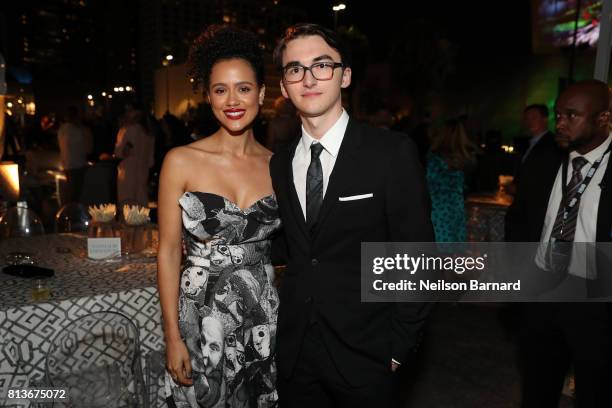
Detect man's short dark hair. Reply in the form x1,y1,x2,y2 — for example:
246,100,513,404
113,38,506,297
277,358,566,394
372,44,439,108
524,104,549,118
273,23,351,71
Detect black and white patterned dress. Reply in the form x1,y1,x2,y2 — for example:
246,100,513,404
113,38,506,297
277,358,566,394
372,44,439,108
166,191,281,408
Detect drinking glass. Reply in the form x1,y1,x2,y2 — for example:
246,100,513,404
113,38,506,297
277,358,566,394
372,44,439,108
31,278,51,301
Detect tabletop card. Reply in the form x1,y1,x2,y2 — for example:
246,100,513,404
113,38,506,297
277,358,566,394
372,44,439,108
87,238,121,259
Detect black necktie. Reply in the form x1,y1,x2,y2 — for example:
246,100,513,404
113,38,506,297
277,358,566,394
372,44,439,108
306,142,324,227
551,156,589,241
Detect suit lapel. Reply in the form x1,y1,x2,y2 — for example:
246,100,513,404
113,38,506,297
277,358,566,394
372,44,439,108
284,137,310,243
312,119,362,240
596,157,612,241
531,153,563,240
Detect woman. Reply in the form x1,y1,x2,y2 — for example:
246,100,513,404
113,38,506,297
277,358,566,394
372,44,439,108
114,107,155,206
426,119,475,242
157,26,280,408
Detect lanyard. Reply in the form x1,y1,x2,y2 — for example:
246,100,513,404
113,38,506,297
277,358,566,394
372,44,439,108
560,143,611,229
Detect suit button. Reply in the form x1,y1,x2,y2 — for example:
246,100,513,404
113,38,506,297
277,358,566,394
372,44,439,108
305,297,312,304
311,258,318,266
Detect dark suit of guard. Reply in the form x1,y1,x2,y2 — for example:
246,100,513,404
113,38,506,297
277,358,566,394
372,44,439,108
505,135,612,407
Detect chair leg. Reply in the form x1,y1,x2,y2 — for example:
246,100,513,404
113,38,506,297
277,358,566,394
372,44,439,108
144,350,166,408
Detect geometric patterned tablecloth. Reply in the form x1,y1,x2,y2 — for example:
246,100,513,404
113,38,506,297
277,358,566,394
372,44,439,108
0,234,159,308
0,234,166,407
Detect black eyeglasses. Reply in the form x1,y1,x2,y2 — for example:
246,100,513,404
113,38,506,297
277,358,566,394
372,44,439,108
282,61,344,83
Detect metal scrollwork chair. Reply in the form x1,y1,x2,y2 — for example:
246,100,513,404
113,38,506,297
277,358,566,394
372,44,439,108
144,350,166,408
44,311,146,407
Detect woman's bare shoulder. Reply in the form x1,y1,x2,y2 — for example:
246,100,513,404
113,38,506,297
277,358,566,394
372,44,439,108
162,145,191,166
185,137,218,153
164,140,218,165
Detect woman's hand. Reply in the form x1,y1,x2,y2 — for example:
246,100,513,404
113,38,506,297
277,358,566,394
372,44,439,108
166,338,194,386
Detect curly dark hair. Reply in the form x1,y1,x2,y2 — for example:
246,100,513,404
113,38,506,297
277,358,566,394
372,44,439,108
188,25,264,91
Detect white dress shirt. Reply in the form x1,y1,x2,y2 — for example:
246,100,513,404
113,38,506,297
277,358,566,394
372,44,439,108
292,110,349,219
536,134,612,278
57,122,90,170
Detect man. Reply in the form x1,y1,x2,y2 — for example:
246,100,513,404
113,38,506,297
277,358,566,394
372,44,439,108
505,79,612,407
57,106,91,203
521,104,556,163
510,105,558,192
269,23,434,407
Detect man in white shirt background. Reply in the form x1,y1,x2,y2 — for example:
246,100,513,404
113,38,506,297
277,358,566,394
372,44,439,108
57,106,92,203
510,104,560,193
522,104,554,163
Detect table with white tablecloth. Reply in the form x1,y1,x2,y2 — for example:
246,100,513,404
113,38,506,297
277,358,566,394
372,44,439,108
0,234,166,407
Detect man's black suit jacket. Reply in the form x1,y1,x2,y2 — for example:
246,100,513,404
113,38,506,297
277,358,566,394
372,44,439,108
522,131,556,165
513,131,556,185
269,118,434,386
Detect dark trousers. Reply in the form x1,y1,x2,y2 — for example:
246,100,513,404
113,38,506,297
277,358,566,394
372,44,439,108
65,167,86,203
278,323,397,408
520,303,612,408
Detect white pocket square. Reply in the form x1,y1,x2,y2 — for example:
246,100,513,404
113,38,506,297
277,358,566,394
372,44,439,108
338,193,374,201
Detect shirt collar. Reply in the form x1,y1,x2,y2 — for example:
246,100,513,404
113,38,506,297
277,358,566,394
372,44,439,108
569,133,612,164
299,110,349,158
530,130,548,145
534,130,548,139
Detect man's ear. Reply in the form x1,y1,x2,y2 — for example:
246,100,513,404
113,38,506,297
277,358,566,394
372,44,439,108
599,110,610,129
280,79,289,99
340,67,352,89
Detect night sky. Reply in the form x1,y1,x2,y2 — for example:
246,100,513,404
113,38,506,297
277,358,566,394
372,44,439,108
282,0,533,58
0,0,559,135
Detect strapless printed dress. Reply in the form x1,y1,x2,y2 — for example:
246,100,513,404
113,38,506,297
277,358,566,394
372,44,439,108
166,191,281,408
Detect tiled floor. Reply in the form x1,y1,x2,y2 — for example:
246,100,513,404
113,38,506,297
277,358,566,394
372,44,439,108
398,303,574,408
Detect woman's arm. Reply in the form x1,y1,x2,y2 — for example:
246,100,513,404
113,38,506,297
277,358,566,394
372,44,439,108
157,147,193,385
